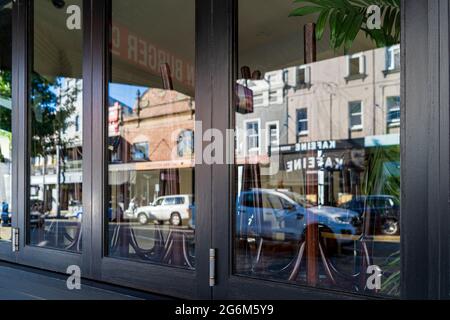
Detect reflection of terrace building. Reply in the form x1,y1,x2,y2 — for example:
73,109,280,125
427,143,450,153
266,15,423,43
108,88,195,207
287,46,400,144
237,46,401,207
235,69,290,164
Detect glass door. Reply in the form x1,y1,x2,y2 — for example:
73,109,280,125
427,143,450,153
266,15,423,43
214,0,402,299
0,0,15,261
15,0,84,271
90,0,210,298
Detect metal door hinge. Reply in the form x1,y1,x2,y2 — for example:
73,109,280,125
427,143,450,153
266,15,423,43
209,248,216,287
12,228,19,252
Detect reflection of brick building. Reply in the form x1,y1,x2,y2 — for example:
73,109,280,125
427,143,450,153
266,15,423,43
108,88,195,207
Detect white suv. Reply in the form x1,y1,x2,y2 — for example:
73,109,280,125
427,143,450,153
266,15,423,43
126,195,193,226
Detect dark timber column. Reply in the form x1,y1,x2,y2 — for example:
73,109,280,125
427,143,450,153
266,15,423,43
304,22,319,286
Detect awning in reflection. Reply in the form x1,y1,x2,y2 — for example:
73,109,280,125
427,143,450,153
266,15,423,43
109,169,137,186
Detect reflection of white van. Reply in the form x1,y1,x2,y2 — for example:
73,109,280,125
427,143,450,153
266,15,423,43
127,195,193,226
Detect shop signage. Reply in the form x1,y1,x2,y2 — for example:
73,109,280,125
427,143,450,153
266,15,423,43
235,84,254,114
285,154,344,173
273,138,365,155
111,22,195,92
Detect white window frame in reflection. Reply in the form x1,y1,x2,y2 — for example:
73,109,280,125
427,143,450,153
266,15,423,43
386,45,401,71
387,96,401,127
265,121,280,152
347,53,366,77
298,65,311,86
349,101,363,131
131,141,150,162
244,119,261,155
296,108,308,137
253,93,265,107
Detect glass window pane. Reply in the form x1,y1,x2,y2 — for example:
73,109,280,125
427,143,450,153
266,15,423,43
234,0,401,297
349,57,361,75
107,0,195,269
0,1,12,242
29,0,83,252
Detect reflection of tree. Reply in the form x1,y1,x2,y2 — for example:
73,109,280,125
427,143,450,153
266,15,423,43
31,75,80,154
30,75,79,217
0,70,11,133
362,144,400,297
290,0,400,51
362,145,400,200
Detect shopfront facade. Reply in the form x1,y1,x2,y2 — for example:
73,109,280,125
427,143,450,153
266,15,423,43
0,0,448,299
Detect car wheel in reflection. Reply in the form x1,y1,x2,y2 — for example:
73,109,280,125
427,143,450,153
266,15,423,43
138,213,149,225
382,219,399,235
170,212,182,226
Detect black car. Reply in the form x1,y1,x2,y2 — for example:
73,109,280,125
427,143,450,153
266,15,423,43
339,195,400,235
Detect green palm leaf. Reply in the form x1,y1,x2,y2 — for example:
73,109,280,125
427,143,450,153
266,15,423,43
290,0,400,51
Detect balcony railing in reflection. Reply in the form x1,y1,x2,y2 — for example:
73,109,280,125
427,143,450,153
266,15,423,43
31,160,82,176
64,160,82,172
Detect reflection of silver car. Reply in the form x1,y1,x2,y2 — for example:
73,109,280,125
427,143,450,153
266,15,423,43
126,195,193,226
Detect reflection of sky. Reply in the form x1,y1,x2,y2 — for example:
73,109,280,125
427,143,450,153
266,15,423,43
45,78,148,110
109,83,149,108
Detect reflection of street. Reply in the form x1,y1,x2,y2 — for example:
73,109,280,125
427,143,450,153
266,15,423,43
235,233,400,293
29,219,81,252
110,222,193,245
108,221,195,269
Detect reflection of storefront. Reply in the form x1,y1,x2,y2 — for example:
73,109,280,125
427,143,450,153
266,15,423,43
107,88,195,212
268,135,400,206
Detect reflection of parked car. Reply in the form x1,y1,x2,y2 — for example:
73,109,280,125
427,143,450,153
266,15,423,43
66,202,122,222
188,203,196,229
339,195,400,235
236,189,306,242
236,189,361,242
126,195,193,226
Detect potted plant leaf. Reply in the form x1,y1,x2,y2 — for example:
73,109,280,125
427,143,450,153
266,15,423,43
290,0,400,52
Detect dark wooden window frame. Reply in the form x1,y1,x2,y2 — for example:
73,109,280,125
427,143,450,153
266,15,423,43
1,0,448,300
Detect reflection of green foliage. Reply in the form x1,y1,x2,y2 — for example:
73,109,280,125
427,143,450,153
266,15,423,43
363,144,400,198
31,75,79,158
363,145,401,297
380,250,400,296
0,70,12,133
290,0,400,52
0,70,11,96
0,69,78,161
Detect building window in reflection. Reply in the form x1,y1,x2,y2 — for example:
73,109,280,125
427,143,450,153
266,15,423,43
349,101,363,131
131,142,149,162
296,108,308,138
387,45,401,71
245,120,260,155
387,96,401,127
177,130,194,158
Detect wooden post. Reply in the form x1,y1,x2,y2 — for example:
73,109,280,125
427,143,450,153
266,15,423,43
304,23,317,64
304,22,319,286
160,63,174,90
